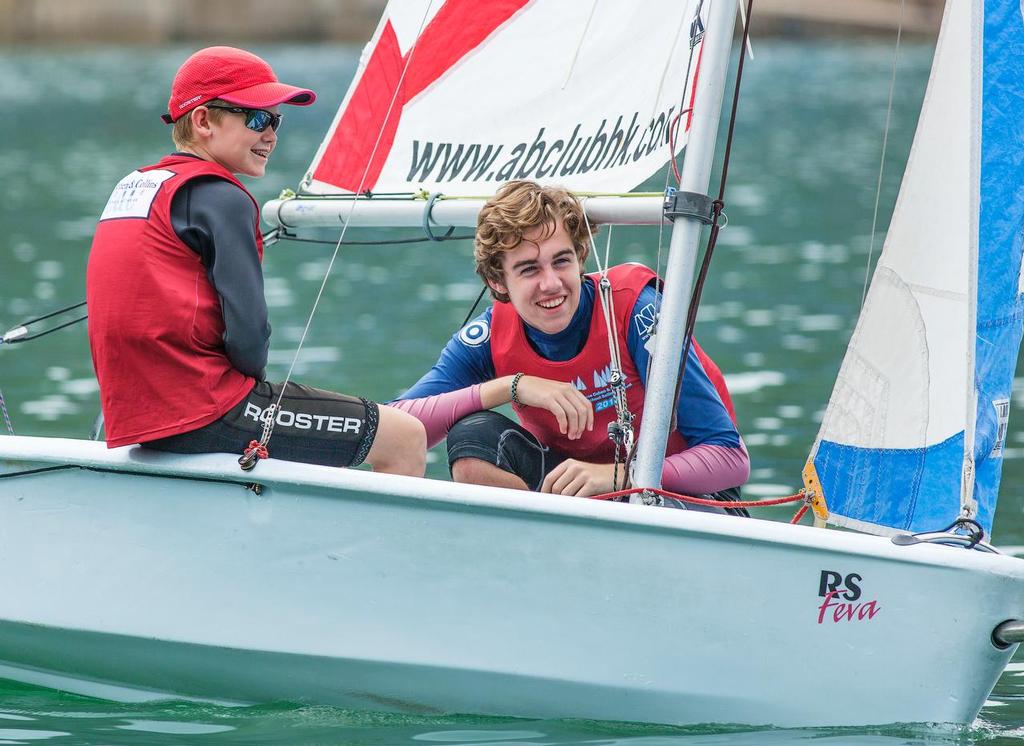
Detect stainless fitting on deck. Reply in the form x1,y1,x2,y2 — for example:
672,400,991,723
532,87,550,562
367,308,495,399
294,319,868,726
992,619,1024,648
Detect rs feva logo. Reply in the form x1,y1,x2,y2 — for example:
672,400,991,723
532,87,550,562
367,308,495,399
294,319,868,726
816,570,881,624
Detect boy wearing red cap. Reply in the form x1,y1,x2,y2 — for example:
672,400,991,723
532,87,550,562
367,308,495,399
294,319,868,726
86,47,426,475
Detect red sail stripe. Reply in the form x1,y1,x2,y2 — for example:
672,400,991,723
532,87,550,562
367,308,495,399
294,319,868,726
684,34,704,133
313,0,531,192
313,22,403,194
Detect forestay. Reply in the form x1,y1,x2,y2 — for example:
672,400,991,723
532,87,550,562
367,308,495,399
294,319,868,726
303,0,707,198
808,0,1024,537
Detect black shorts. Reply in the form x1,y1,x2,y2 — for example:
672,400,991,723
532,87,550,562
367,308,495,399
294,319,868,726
447,410,567,492
446,410,748,516
142,381,379,468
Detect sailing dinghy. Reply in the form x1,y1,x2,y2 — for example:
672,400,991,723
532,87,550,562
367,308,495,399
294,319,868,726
1,0,1023,728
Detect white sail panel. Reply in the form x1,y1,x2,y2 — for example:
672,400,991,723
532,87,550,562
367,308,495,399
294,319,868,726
303,0,706,197
823,0,971,451
811,0,974,533
813,0,1024,536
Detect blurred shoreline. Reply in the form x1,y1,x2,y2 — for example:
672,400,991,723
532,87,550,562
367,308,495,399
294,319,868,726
0,0,942,45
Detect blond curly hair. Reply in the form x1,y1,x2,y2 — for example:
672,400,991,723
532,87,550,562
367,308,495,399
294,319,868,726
475,180,596,302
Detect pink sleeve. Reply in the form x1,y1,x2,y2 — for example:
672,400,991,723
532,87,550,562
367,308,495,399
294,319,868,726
660,441,750,496
388,385,484,449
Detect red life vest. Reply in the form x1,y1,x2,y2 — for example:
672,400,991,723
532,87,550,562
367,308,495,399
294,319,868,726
490,263,735,461
86,155,261,447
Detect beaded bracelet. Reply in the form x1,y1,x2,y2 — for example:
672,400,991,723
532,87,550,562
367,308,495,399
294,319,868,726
510,371,524,405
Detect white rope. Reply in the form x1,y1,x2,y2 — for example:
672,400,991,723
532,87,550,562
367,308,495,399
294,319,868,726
596,225,625,380
583,206,625,376
602,224,614,273
582,207,617,360
0,387,13,435
862,0,905,308
584,211,613,276
245,1,437,465
582,204,634,481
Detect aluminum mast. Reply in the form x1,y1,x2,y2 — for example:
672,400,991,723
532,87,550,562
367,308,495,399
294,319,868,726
630,0,739,497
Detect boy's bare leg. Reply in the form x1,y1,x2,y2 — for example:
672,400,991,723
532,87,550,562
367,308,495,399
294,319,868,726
364,406,427,477
451,457,529,490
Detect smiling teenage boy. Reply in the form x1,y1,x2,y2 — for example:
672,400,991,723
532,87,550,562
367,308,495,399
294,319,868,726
393,180,748,507
86,46,425,475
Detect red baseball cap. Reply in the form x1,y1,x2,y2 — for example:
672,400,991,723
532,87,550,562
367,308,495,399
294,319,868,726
162,46,316,124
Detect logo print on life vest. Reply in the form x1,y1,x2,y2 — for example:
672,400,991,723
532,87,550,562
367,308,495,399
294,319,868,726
816,569,881,624
459,320,490,347
99,169,175,221
633,301,657,341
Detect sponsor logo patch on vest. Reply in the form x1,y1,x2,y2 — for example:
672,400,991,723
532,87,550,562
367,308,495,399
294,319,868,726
458,319,490,347
633,301,657,341
99,169,175,221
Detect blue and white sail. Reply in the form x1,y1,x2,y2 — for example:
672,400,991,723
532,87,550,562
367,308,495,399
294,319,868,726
808,0,1024,537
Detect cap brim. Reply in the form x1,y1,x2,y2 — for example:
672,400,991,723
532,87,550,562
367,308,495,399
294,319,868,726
219,81,316,108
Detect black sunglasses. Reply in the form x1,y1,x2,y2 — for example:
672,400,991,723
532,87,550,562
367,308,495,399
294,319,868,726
206,105,283,133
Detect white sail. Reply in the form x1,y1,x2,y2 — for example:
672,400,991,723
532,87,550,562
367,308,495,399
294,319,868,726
302,0,706,198
809,0,1024,537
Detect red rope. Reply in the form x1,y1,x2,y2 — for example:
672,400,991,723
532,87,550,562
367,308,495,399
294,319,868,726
588,486,805,509
244,440,268,460
790,504,809,524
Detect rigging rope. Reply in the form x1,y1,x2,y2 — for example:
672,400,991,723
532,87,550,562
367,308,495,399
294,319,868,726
665,0,706,185
421,192,456,241
1,301,88,345
1,224,480,349
2,315,88,344
277,189,664,202
652,0,696,137
1,302,89,439
240,1,438,471
14,301,86,327
267,228,475,246
460,285,489,329
0,388,13,435
582,213,634,491
889,518,1002,553
0,463,265,494
589,485,811,523
863,0,906,308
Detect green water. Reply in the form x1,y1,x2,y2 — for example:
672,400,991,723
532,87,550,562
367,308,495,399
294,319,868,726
0,43,1022,743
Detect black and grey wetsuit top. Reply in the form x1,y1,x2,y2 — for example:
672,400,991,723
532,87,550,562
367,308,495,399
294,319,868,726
168,153,270,381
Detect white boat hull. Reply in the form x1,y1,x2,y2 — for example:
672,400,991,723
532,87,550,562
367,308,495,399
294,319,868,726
0,436,1020,727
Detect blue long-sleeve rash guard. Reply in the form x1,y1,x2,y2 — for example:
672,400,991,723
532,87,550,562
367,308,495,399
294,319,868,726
400,277,741,449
